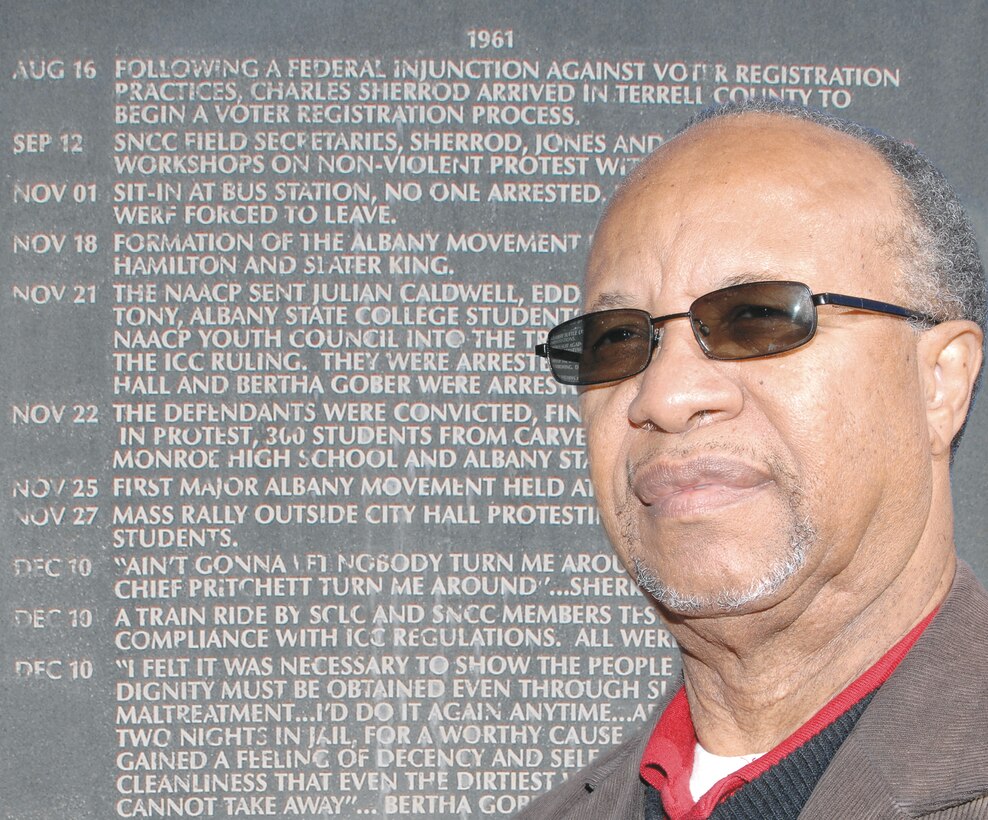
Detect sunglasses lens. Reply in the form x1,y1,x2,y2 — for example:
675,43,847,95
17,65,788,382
546,309,653,385
692,282,816,359
539,283,819,385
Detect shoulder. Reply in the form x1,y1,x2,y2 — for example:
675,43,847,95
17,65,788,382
901,562,988,704
862,561,988,750
802,563,988,817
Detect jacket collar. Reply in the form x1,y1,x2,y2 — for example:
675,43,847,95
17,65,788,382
801,562,988,817
577,563,988,818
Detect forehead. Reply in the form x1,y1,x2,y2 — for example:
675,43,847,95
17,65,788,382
586,114,905,303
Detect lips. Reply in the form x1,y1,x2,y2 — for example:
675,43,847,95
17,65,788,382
630,455,774,518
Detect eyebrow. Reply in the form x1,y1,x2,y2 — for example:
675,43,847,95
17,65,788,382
718,271,782,288
585,272,781,313
585,290,638,312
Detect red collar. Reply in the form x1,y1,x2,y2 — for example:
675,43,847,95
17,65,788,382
640,608,937,820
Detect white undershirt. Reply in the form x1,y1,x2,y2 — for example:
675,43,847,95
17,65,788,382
689,743,765,802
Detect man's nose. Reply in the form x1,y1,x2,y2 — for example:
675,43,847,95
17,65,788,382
626,321,744,434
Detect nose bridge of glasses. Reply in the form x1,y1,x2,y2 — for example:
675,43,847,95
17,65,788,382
649,309,701,351
649,310,693,332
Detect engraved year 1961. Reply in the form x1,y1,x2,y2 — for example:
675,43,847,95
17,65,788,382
467,28,514,49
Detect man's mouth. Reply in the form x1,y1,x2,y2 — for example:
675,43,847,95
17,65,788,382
630,456,774,519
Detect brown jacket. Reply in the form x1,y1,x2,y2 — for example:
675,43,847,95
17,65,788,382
515,563,988,819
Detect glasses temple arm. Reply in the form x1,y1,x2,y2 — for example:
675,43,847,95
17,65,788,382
534,343,582,363
812,293,937,325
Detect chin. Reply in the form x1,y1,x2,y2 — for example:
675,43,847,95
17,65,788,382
632,526,813,617
634,557,801,616
623,481,817,617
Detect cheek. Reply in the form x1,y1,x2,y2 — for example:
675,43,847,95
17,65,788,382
762,341,928,516
580,389,632,502
849,349,930,488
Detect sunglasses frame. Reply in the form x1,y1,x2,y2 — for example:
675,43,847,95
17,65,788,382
535,280,937,386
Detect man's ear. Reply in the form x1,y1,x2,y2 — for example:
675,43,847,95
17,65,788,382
918,320,984,458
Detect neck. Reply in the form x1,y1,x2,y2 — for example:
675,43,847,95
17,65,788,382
670,534,954,756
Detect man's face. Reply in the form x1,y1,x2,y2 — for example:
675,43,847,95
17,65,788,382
581,116,935,617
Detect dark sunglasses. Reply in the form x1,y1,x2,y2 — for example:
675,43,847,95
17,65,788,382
535,280,936,386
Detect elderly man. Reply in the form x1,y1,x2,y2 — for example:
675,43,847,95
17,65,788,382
524,100,987,819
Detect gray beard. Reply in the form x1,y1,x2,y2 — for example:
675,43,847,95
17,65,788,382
633,514,815,615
